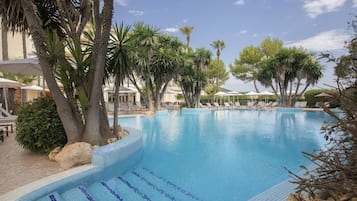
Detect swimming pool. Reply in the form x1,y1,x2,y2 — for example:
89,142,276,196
23,109,329,201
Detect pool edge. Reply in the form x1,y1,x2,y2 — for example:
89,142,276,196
0,127,143,201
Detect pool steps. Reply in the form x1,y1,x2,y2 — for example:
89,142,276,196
37,167,203,201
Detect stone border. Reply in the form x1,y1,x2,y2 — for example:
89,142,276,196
0,127,143,201
92,127,143,167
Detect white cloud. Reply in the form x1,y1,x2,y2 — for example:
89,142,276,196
353,0,357,7
303,0,347,18
285,29,351,52
128,10,144,16
240,30,248,34
163,27,179,33
115,0,128,6
234,0,245,6
183,19,189,23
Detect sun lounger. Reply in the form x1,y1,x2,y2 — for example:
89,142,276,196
257,101,266,107
247,101,256,107
0,108,16,133
295,101,307,108
213,102,220,109
224,102,232,109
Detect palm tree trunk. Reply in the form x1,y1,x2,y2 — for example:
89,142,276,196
82,0,113,145
22,32,27,58
253,79,260,93
113,76,120,136
145,79,155,112
1,19,8,60
216,56,220,88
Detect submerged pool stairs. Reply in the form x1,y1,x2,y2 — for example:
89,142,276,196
37,167,203,201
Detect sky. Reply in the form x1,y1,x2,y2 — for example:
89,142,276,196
112,0,356,92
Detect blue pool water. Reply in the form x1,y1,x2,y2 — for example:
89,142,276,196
31,109,329,201
110,109,327,200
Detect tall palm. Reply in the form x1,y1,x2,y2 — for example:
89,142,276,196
179,26,194,48
193,48,211,107
210,40,225,88
108,22,133,136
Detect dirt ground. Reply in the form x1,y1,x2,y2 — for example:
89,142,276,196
0,131,64,195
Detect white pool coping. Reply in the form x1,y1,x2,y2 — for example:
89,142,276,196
0,164,95,201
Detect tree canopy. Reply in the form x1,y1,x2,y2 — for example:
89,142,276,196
258,47,323,107
230,37,283,92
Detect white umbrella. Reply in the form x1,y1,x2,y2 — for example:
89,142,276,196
0,57,42,76
214,91,228,96
0,78,23,88
227,91,242,96
21,85,49,91
246,91,259,96
259,90,274,96
314,92,332,98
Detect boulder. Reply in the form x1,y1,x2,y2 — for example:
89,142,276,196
48,147,61,161
54,142,93,169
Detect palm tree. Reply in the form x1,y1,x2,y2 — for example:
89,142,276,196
210,40,225,87
258,48,322,107
130,22,160,111
193,48,211,107
108,22,133,136
179,26,194,48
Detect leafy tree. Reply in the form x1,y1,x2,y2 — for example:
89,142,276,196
229,46,263,92
229,37,282,92
0,0,115,145
257,48,323,107
179,48,212,108
210,40,225,87
207,59,229,86
179,26,194,48
129,23,183,112
260,36,283,57
107,22,133,136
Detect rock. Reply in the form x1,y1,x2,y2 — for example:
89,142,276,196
48,147,61,161
54,142,93,169
339,195,349,201
107,137,118,144
118,130,128,139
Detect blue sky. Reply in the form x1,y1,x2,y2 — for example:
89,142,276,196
113,0,356,92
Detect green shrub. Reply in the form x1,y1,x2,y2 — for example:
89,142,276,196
304,89,340,108
304,89,330,107
16,96,67,153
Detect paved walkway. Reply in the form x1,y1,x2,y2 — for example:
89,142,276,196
0,132,64,195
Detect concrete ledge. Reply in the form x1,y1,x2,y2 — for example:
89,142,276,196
92,127,142,167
